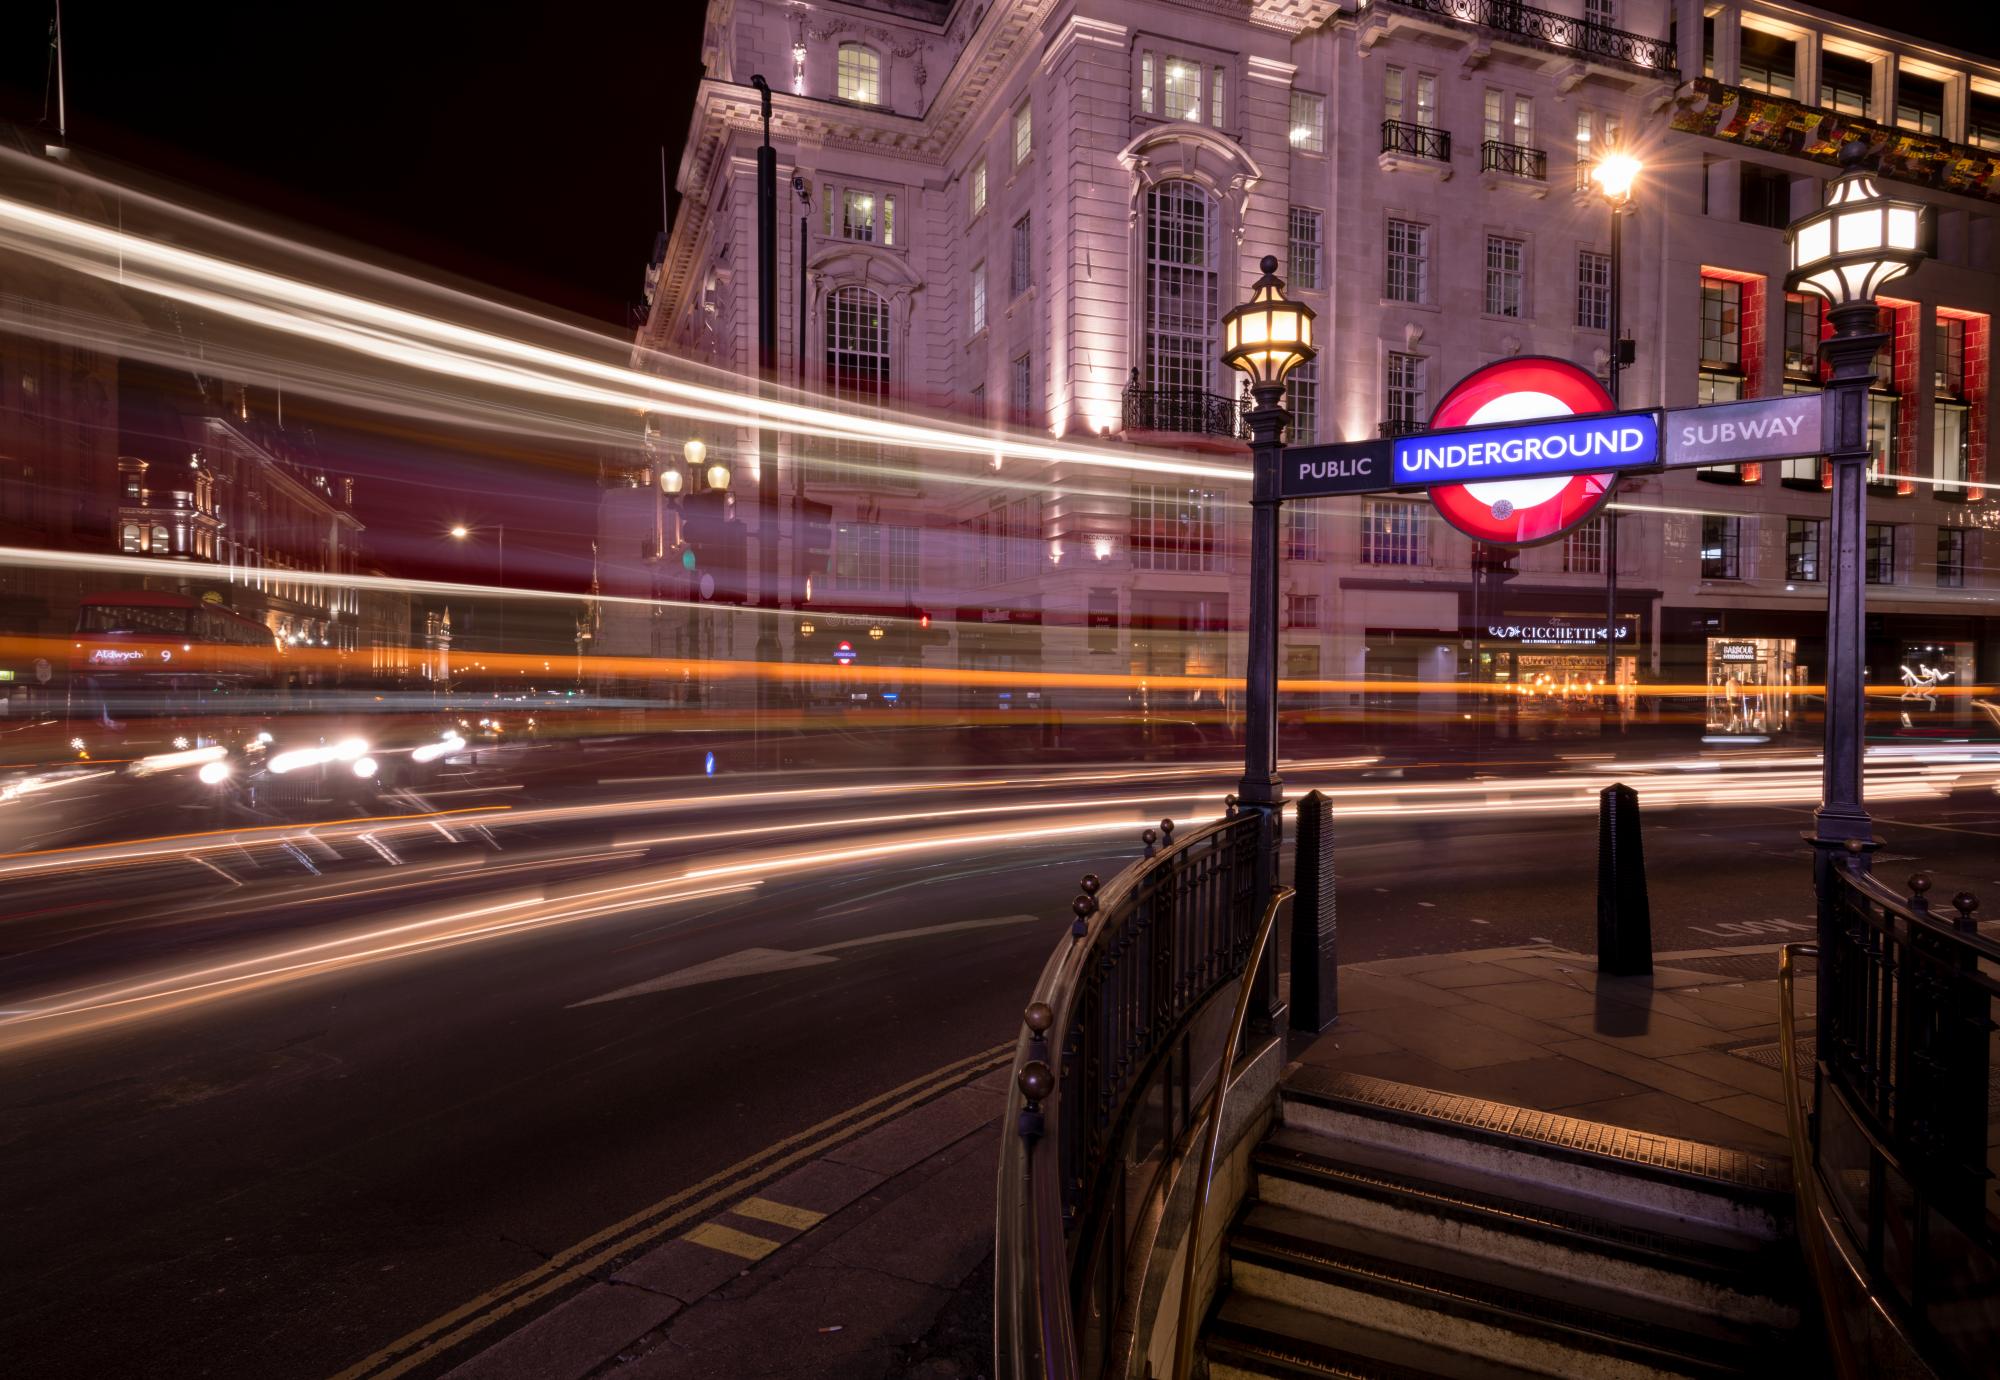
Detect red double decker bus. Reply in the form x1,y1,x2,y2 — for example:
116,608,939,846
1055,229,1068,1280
67,592,283,751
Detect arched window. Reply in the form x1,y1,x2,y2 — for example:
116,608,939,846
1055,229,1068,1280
837,43,881,105
1143,180,1219,398
150,523,170,554
120,523,142,553
825,286,892,483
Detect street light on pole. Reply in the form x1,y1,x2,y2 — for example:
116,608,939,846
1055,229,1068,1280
448,521,505,667
1588,149,1641,710
1221,255,1316,917
1786,140,1929,867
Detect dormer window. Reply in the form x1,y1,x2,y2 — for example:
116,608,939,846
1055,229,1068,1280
837,43,881,105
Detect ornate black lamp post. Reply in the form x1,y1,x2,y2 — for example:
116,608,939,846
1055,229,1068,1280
1221,256,1316,904
1785,141,1928,868
1588,150,1641,706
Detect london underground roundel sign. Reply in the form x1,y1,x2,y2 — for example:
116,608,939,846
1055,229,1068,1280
1425,357,1618,547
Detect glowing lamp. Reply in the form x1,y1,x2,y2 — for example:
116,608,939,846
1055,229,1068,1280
1222,256,1317,388
449,525,469,539
1786,140,1929,309
705,461,732,492
683,438,707,469
1589,152,1643,204
659,465,685,496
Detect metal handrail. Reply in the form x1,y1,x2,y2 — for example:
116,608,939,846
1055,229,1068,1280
1777,942,1861,1380
1172,883,1294,1380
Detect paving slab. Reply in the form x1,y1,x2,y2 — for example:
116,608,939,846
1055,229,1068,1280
750,1158,886,1222
615,1236,757,1304
1331,970,1468,1012
818,1131,998,1289
1461,978,1601,1021
1335,1002,1552,1071
1405,962,1546,990
1704,1092,1789,1138
823,1085,1001,1178
1658,1049,1789,1100
1457,1055,1652,1110
441,1282,680,1380
1547,1008,1745,1058
1547,1037,1744,1103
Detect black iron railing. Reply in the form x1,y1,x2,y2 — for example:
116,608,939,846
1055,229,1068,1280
1481,138,1547,180
1121,378,1245,438
1805,861,1996,1376
1378,419,1426,438
996,811,1269,1380
1382,118,1450,162
1382,0,1676,75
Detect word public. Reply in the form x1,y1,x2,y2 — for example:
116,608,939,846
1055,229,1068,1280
1393,414,1660,485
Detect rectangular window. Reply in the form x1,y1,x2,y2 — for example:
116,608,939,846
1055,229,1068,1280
1866,523,1897,584
1937,528,1967,587
1140,53,1155,116
1416,73,1438,127
1896,73,1945,136
1820,52,1872,118
1010,215,1032,296
1288,206,1322,291
886,524,919,590
1362,500,1427,566
1740,164,1790,230
1385,353,1427,427
841,189,878,243
1780,381,1824,486
1484,89,1503,144
1868,393,1900,481
1211,65,1226,126
1010,352,1034,425
1284,501,1321,561
1511,95,1533,147
1383,67,1403,124
1386,219,1429,303
970,161,987,218
1584,0,1615,26
1290,90,1325,153
969,383,986,421
1935,315,1966,394
1288,357,1319,446
1701,515,1742,580
1130,484,1220,572
1576,250,1610,331
1013,102,1032,165
1970,90,2000,152
1787,518,1823,582
1283,594,1320,629
1484,235,1525,318
1163,55,1200,121
1934,400,1970,488
833,521,884,589
1739,27,1797,98
837,45,881,105
971,263,987,335
1784,293,1823,379
1562,518,1604,573
1700,276,1742,369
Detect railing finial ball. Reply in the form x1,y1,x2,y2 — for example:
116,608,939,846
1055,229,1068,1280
1160,818,1175,839
1844,838,1865,854
1017,1059,1053,1103
1910,873,1932,897
1022,1000,1054,1034
1953,892,1979,928
1080,873,1100,895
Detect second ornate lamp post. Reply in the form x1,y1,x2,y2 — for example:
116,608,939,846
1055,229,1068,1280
1221,255,1316,904
1589,150,1642,706
1785,140,1928,866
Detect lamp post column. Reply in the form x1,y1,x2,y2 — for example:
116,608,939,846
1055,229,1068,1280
1603,201,1622,701
1239,380,1287,816
1813,299,1884,857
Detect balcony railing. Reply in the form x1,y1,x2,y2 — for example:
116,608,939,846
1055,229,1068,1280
1382,118,1450,162
1122,377,1245,438
1379,418,1426,438
1383,0,1677,76
1481,138,1547,180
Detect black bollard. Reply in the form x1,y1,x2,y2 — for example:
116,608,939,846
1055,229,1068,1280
1596,782,1652,976
1291,789,1338,1032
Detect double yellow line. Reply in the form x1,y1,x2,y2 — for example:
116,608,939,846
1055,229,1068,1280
331,1042,1015,1380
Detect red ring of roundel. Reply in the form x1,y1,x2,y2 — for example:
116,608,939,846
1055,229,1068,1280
1424,356,1619,548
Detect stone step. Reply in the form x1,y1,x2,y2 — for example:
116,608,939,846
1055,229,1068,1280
1252,1129,1796,1328
1279,1067,1791,1240
1227,1208,1786,1380
1206,1293,1557,1380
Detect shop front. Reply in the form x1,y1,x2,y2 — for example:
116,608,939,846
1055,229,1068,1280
1704,636,1799,739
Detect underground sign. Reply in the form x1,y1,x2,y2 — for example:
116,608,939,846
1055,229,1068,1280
1424,356,1620,547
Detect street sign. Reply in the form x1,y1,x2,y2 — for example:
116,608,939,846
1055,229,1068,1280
1424,357,1621,547
1393,411,1659,486
833,640,857,665
1281,439,1394,499
1662,393,1822,469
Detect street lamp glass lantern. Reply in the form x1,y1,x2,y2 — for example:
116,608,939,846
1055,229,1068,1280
1222,255,1317,388
683,438,707,469
705,461,732,492
1786,141,1929,307
659,465,685,496
1590,151,1643,203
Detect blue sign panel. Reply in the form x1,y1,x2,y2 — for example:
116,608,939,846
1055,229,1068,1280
1391,412,1660,487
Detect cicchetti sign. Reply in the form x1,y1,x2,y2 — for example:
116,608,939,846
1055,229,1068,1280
1423,357,1622,547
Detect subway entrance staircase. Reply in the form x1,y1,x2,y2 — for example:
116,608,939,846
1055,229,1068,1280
1197,1068,1811,1379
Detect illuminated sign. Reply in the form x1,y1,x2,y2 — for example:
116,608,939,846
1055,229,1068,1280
1395,414,1657,485
1488,623,1632,645
833,640,857,665
89,648,146,664
1715,641,1762,663
1424,357,1622,547
1281,444,1391,498
1663,394,1821,468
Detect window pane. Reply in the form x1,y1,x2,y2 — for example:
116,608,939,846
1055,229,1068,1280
1290,91,1325,153
1577,250,1610,331
1144,181,1218,394
1387,219,1429,303
837,45,881,104
1484,235,1525,317
1163,56,1200,121
1288,206,1322,291
1362,501,1427,566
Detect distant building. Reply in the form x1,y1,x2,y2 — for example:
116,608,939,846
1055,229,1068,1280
639,0,1997,730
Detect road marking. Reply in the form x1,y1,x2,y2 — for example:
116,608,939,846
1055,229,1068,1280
685,1221,783,1261
731,1196,825,1232
329,1041,1012,1380
570,914,1043,1007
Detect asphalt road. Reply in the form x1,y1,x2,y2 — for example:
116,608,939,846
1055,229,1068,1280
0,745,1994,1379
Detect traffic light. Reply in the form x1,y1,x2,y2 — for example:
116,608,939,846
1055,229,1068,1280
914,607,950,649
798,499,833,595
682,491,750,604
